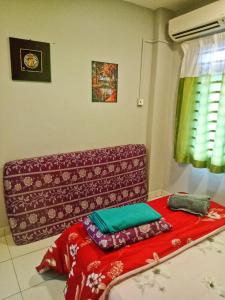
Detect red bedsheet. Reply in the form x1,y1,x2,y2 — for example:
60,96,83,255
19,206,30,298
36,196,225,300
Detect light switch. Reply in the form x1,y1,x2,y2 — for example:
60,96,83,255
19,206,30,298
137,98,144,106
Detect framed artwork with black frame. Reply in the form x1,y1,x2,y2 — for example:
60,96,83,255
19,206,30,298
9,37,51,82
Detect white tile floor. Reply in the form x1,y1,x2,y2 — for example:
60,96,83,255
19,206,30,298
0,233,66,300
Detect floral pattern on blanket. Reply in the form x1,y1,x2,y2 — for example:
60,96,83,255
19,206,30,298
200,208,225,222
197,235,225,254
197,231,225,298
83,216,172,250
203,276,225,298
132,263,170,294
130,233,225,300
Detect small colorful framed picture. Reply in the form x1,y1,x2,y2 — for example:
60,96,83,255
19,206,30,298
9,37,51,82
92,61,118,102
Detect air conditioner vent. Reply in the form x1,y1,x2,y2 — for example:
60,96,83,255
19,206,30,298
172,21,220,40
168,1,225,42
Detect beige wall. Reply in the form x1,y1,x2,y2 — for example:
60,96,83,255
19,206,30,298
2,0,224,229
0,0,154,227
146,9,174,191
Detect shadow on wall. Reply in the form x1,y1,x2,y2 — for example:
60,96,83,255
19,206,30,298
206,171,225,197
188,167,209,192
168,161,190,190
187,167,225,202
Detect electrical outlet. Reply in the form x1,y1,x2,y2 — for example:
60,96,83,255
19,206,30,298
137,98,144,106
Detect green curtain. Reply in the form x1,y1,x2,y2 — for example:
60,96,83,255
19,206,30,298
174,75,225,173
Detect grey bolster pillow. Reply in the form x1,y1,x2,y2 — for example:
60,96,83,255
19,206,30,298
168,193,211,216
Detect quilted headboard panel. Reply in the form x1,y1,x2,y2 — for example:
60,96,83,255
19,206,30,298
3,144,148,245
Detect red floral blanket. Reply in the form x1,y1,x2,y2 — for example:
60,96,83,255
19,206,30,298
36,196,225,300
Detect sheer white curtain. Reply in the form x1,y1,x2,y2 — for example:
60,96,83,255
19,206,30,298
181,31,225,77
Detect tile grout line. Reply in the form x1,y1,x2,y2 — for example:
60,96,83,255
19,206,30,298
1,234,22,300
0,257,11,264
11,253,23,293
4,233,63,298
0,236,11,264
9,243,50,298
18,277,63,294
4,231,58,260
5,233,30,299
1,291,23,300
21,291,24,300
8,245,50,260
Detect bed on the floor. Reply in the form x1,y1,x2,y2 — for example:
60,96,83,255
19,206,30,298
3,144,225,300
36,196,225,300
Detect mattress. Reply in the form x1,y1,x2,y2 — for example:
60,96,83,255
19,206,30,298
108,229,225,300
3,144,148,245
36,196,225,300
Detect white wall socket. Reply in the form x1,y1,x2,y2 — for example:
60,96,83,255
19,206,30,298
137,98,144,106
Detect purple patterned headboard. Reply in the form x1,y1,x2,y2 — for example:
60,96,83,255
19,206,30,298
3,144,148,245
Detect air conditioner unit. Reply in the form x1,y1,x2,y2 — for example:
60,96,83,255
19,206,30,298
168,1,225,42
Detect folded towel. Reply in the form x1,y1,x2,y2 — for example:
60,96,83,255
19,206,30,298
83,216,172,250
89,203,161,233
168,193,210,216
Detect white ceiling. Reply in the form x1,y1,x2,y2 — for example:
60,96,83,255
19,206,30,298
123,0,217,13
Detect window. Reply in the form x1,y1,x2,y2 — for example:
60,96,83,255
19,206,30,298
174,33,225,173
